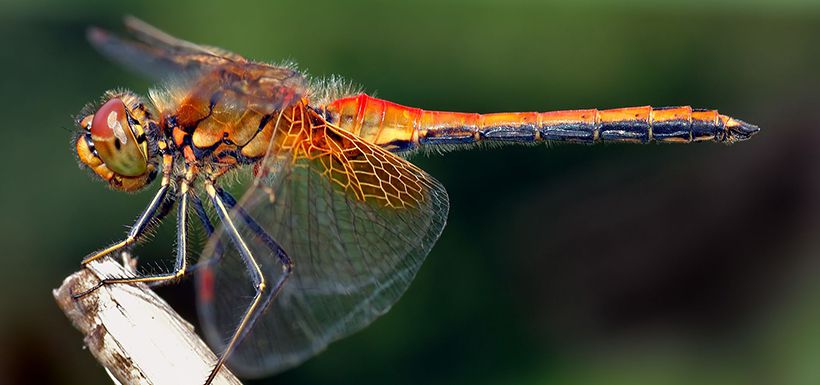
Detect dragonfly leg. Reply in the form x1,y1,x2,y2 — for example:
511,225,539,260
80,181,170,265
73,175,193,298
81,150,178,265
203,181,292,385
124,189,178,256
118,195,176,272
216,187,292,267
172,187,286,282
178,192,227,278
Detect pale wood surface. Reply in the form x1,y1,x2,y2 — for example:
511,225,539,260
53,256,242,385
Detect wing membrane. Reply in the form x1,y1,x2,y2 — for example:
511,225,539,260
123,15,247,63
88,16,245,79
196,114,449,377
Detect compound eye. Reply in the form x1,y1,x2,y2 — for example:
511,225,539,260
90,98,147,177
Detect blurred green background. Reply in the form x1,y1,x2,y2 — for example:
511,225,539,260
2,0,820,384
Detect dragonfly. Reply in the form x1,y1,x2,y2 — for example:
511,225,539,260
72,16,760,384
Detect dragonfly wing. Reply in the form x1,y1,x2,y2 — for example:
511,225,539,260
196,115,449,377
123,16,247,63
87,16,245,80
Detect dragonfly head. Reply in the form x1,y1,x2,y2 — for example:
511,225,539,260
74,90,159,192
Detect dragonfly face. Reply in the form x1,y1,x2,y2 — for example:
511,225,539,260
75,90,159,191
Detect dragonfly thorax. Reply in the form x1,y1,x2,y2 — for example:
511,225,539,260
75,90,160,191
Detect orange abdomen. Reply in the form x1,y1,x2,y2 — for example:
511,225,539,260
324,94,759,152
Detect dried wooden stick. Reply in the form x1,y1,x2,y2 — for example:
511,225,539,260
53,255,242,385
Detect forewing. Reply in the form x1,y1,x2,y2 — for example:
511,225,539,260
195,115,449,377
123,16,247,63
88,18,244,80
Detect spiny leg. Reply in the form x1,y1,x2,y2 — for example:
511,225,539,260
73,174,193,298
203,181,292,385
217,187,291,268
178,188,283,280
181,192,227,277
117,193,175,271
121,192,176,268
183,187,290,300
216,187,292,324
81,153,177,266
186,187,289,274
80,181,170,265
